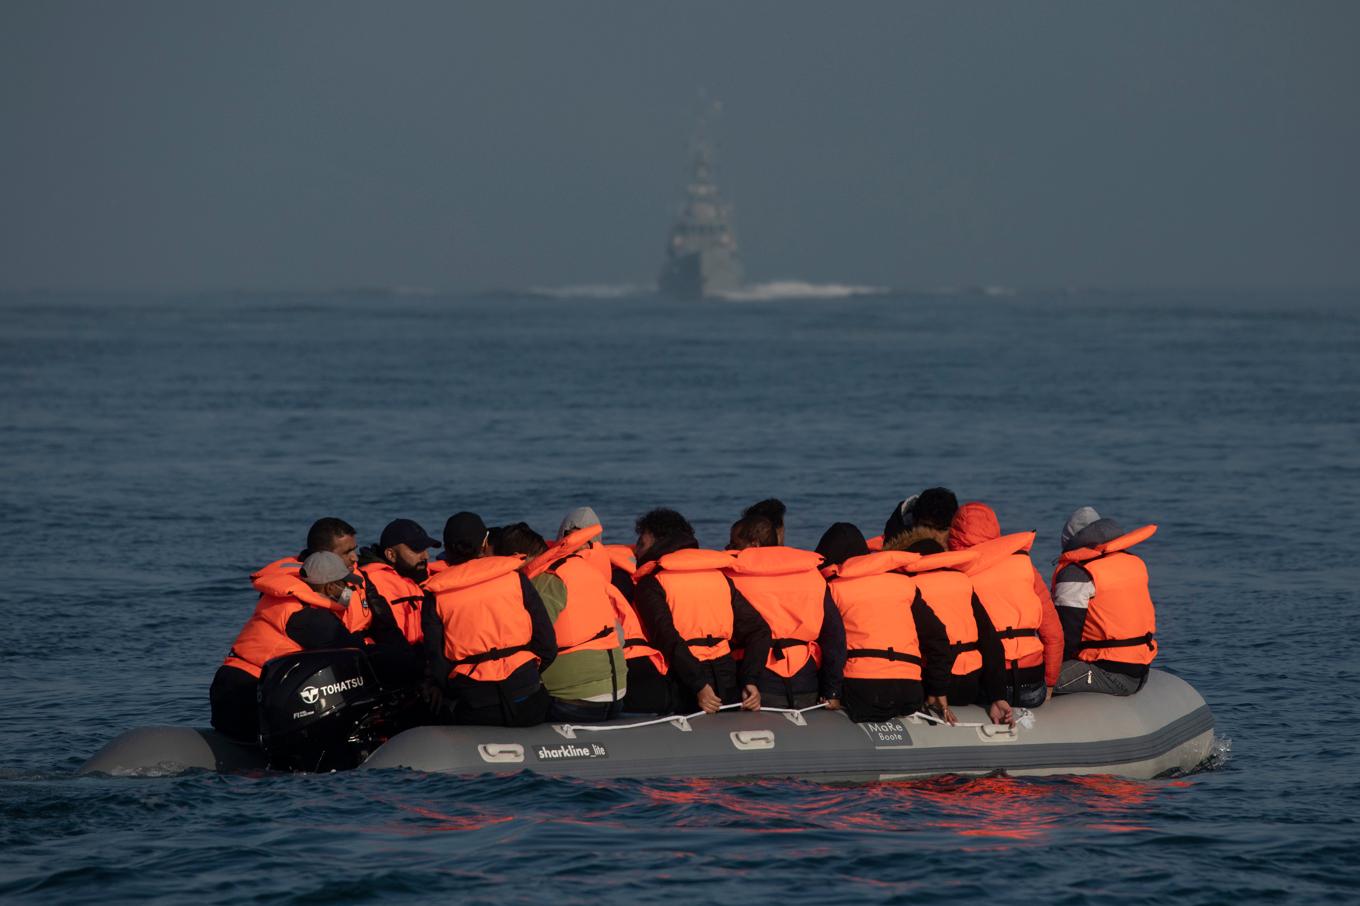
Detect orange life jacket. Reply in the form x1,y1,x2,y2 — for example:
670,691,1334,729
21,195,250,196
562,538,657,667
1053,525,1158,666
357,560,425,646
635,548,736,670
251,556,372,635
864,535,885,552
522,526,620,655
964,532,1044,666
725,547,827,679
825,551,924,681
604,544,638,575
545,557,623,656
223,571,351,679
902,549,983,676
422,556,538,682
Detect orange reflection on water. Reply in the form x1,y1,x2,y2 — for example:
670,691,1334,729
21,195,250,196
381,800,516,835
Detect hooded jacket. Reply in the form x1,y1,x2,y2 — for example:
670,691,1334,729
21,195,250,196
948,503,1063,688
1051,510,1152,678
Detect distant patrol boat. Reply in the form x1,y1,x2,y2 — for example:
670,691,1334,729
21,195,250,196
658,103,744,299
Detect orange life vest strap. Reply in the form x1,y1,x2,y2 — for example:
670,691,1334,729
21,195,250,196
846,648,922,666
685,635,726,648
1076,632,1155,651
996,628,1039,640
770,637,810,660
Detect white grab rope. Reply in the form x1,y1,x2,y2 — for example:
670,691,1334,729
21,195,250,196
908,707,1035,730
559,702,827,735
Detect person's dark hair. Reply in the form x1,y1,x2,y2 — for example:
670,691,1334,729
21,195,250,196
742,498,786,532
911,487,959,532
493,522,548,558
634,508,694,541
815,522,869,567
728,515,776,550
306,517,355,555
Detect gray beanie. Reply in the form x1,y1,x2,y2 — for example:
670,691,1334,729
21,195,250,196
558,506,601,540
1061,507,1102,548
300,551,355,586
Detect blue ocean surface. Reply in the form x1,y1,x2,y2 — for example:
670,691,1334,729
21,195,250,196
1,288,1357,903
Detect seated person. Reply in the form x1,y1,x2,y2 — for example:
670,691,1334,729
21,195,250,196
355,518,441,685
725,515,846,711
629,508,769,715
948,503,1063,707
421,512,558,726
210,551,374,741
898,540,1013,726
816,522,925,722
1052,507,1158,696
503,522,628,723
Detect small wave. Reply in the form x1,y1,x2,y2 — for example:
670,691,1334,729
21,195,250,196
525,283,652,300
715,280,890,301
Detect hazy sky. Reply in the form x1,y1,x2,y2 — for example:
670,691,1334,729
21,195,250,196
2,1,1357,291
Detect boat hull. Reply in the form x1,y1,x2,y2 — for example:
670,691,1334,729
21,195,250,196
658,249,744,300
80,669,1213,781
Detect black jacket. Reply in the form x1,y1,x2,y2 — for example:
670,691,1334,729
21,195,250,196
633,532,773,694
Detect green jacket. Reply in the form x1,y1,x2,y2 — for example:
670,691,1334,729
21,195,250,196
531,573,625,701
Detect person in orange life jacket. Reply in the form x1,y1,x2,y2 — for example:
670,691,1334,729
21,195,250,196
725,514,846,711
1052,507,1158,696
545,510,663,716
882,487,958,553
894,534,1013,726
815,522,926,722
630,508,769,714
253,517,372,634
421,512,558,727
948,503,1063,708
355,518,441,686
560,506,637,605
209,551,372,741
742,498,787,545
499,522,628,723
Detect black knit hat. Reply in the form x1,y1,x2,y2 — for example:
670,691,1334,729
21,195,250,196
815,522,869,567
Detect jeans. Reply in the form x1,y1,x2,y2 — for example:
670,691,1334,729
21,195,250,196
1055,660,1145,696
548,698,623,723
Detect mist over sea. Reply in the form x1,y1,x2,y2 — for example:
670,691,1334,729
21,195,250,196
2,287,1357,903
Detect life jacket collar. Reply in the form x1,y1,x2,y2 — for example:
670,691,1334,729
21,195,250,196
901,548,979,574
725,546,824,577
423,555,525,593
962,531,1036,576
828,550,921,580
1059,524,1157,567
635,548,734,581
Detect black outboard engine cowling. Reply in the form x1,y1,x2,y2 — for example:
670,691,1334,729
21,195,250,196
257,649,384,772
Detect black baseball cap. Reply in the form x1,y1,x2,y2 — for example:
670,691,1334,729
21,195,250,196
443,511,488,549
379,518,441,552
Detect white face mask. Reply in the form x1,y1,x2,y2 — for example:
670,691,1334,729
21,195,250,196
337,587,353,606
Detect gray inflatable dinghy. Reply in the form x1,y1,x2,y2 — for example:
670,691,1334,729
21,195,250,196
80,669,1213,781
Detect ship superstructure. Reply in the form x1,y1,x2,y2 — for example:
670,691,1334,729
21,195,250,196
658,106,743,299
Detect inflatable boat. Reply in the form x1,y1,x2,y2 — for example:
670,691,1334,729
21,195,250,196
80,668,1213,781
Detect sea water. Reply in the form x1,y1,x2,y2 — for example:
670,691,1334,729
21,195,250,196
1,288,1357,903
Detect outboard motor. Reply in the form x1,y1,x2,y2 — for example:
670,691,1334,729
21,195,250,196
257,649,389,772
